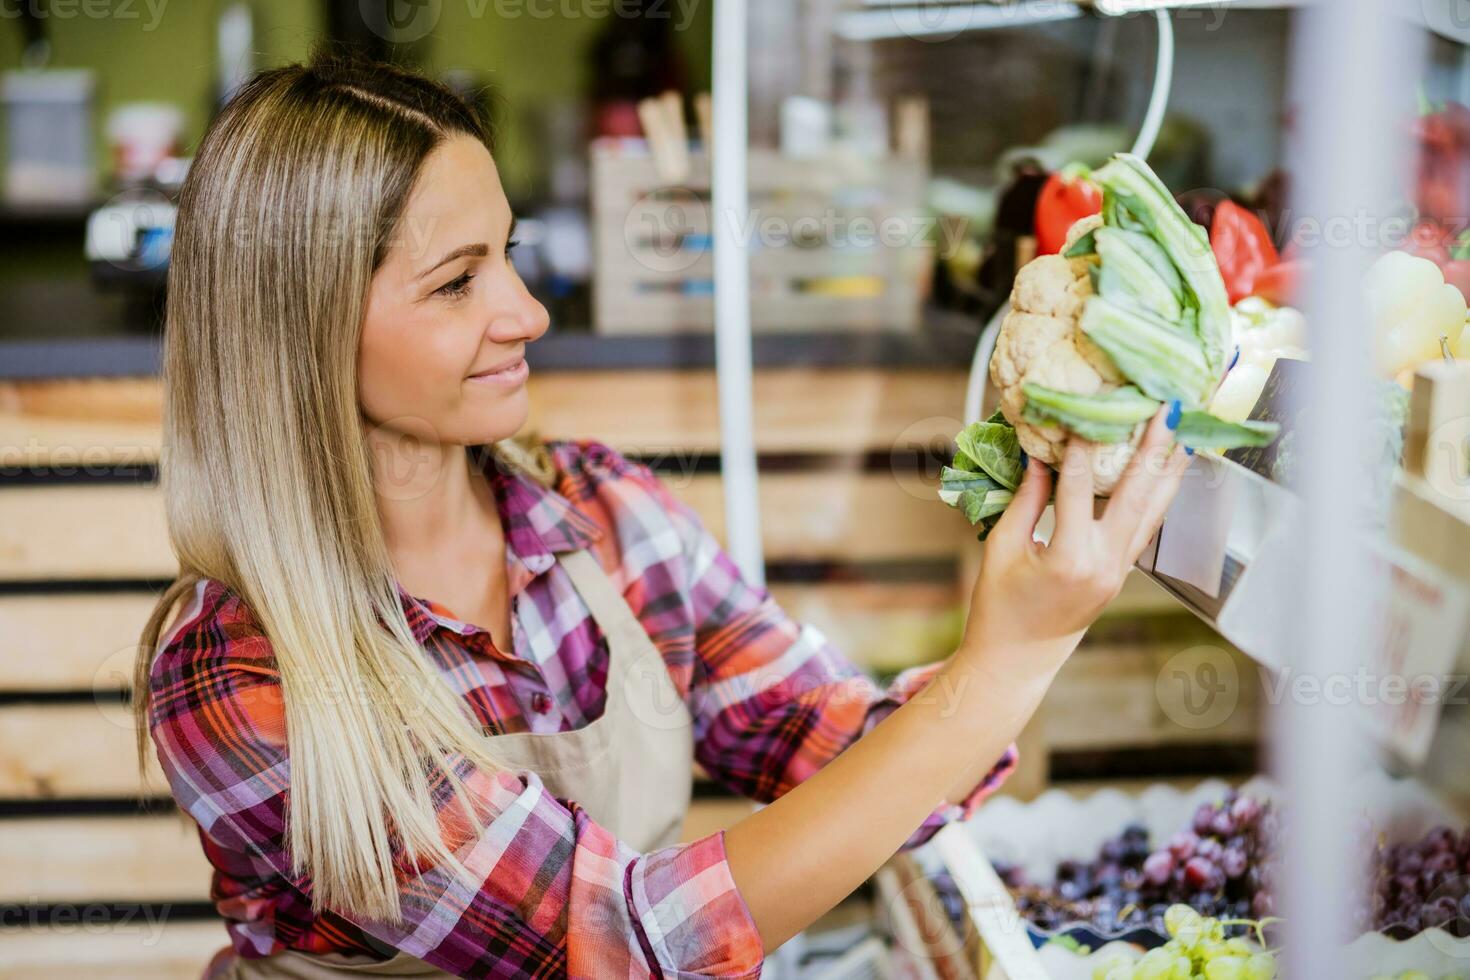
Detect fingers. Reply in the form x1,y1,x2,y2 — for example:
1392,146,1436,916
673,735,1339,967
990,455,1052,550
1051,437,1095,542
1102,403,1177,547
1124,444,1190,564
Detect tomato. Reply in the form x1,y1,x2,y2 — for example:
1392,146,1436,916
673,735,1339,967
1034,166,1103,255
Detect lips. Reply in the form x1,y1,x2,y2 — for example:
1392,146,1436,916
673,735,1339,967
465,355,530,388
468,355,525,378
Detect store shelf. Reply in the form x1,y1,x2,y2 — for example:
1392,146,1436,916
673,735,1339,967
837,0,1286,43
837,0,1470,46
837,1,1082,42
0,314,984,381
1134,449,1470,782
1137,453,1470,665
1410,0,1470,46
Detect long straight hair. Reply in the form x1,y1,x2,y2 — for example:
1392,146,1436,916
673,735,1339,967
133,45,556,923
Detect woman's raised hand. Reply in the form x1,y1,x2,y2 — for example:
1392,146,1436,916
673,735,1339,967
959,404,1190,667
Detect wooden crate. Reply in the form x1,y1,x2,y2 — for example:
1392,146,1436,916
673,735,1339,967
989,631,1264,802
590,140,932,333
1044,640,1263,752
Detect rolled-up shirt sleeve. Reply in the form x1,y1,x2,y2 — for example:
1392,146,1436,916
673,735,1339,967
148,624,764,979
631,461,1018,851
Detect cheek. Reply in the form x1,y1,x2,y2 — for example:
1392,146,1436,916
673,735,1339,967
358,322,457,422
359,314,495,432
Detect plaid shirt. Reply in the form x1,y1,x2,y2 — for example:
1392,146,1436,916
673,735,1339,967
148,438,1017,979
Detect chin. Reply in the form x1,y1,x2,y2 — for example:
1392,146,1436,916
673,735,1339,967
459,398,530,448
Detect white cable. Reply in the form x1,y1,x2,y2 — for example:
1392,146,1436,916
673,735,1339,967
967,9,1175,430
1129,9,1175,160
964,302,1007,426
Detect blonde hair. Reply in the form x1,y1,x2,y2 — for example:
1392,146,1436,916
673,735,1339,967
133,44,553,923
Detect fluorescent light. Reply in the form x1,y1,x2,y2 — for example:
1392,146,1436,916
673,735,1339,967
836,2,1084,42
1092,0,1308,12
1398,0,1470,45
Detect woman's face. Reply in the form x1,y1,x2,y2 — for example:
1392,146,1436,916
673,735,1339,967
358,134,549,448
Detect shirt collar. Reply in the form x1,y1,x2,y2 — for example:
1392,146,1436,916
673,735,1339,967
393,447,604,644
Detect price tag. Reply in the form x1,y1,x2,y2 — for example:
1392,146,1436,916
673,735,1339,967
1154,454,1238,599
1361,542,1470,766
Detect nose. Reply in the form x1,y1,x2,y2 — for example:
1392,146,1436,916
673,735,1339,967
486,263,550,344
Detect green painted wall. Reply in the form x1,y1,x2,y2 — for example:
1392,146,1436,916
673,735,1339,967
424,0,713,198
0,0,712,202
0,0,321,192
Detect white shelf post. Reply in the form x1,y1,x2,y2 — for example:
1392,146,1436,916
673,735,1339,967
712,0,766,589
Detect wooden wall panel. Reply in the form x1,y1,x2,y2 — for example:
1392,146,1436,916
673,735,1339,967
0,472,965,582
678,799,758,844
0,485,172,581
0,920,228,980
0,705,165,799
2,370,967,466
670,471,966,562
0,592,157,691
0,378,162,469
528,368,968,455
1,816,211,903
0,584,961,800
1,586,967,692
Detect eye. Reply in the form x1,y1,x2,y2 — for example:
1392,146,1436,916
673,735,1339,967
506,238,521,254
435,270,475,299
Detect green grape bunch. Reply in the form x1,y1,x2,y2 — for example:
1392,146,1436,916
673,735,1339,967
1091,904,1277,980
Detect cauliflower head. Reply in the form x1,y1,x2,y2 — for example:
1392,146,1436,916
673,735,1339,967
990,224,1141,494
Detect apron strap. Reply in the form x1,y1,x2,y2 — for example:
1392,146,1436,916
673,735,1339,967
556,548,692,737
556,548,647,642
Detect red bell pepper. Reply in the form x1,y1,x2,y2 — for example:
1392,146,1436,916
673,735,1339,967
1252,259,1307,306
1034,164,1102,256
1413,90,1470,225
1399,221,1470,303
1210,200,1281,304
1443,230,1470,304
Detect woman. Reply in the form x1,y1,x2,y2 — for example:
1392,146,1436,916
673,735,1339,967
135,47,1188,980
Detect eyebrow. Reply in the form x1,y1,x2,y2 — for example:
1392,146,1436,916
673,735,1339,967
415,217,520,281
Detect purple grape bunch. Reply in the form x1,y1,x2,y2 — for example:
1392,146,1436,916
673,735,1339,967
1365,823,1470,938
977,796,1470,944
996,790,1279,937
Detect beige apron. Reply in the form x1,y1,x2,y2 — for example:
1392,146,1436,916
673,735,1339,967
227,548,696,978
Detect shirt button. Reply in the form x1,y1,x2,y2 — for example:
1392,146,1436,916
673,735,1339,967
530,691,552,715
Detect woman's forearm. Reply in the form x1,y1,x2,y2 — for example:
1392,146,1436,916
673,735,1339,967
721,646,1063,952
927,653,1018,807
